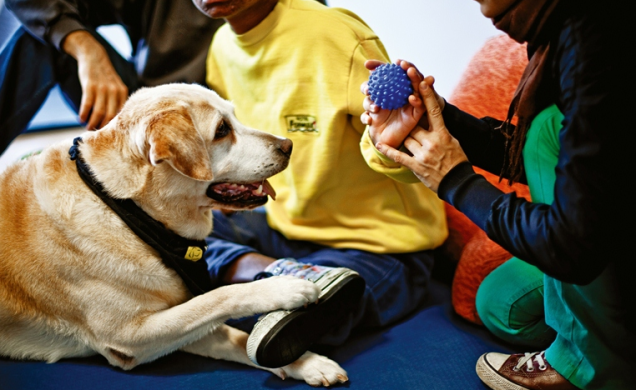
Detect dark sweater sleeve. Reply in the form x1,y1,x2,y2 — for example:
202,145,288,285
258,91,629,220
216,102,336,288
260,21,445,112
439,8,631,285
6,0,87,50
441,102,509,177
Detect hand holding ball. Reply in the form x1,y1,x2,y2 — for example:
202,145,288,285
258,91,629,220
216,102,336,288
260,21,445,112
367,63,413,110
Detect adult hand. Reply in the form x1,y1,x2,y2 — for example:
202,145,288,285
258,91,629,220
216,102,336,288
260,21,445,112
360,59,428,149
62,31,128,130
375,81,468,193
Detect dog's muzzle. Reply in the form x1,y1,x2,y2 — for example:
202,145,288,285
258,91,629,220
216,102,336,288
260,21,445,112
206,180,277,207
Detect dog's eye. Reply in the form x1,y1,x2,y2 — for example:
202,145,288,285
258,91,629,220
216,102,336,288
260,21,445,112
216,120,232,139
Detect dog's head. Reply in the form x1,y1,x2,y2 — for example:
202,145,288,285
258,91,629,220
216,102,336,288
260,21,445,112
80,83,291,238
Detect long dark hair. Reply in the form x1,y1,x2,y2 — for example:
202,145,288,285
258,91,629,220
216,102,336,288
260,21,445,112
492,0,563,183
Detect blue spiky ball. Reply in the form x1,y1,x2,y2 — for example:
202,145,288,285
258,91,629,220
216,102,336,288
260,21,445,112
367,63,413,110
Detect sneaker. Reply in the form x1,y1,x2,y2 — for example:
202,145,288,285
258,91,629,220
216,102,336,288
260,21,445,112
246,258,365,368
476,351,579,390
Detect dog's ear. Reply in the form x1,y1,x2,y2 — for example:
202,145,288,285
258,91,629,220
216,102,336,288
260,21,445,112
147,108,214,181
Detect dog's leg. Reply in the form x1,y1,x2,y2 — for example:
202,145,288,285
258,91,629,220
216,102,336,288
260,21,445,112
181,324,348,387
96,276,319,370
180,324,254,365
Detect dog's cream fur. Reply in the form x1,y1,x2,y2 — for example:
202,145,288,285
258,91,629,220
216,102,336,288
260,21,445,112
0,84,347,386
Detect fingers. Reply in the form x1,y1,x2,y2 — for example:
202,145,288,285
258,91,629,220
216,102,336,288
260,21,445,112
360,111,371,126
419,81,444,131
408,92,423,111
422,75,446,112
83,83,128,130
100,85,128,128
392,59,424,111
360,80,369,96
403,136,424,160
78,88,94,125
364,59,385,71
407,67,423,90
375,142,417,171
408,126,429,144
396,59,424,89
86,90,105,130
102,93,118,129
76,50,129,130
362,96,379,114
397,59,423,80
361,95,382,126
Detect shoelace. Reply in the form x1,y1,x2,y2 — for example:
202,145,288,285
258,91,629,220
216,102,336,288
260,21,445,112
513,351,548,372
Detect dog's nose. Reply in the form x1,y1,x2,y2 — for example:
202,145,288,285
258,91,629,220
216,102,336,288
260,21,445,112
279,138,293,157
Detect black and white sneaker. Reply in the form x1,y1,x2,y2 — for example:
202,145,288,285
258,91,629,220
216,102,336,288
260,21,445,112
246,258,365,368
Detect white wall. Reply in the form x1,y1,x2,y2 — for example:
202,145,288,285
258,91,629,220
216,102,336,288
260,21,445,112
328,0,501,98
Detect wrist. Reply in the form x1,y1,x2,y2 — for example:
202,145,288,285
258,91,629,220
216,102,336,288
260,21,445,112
62,30,105,61
368,127,380,147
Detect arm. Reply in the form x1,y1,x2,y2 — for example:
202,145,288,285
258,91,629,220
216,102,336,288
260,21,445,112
62,31,129,129
372,11,627,284
437,14,628,284
7,0,128,129
379,71,608,284
481,14,630,284
62,30,128,130
6,0,86,50
441,103,512,179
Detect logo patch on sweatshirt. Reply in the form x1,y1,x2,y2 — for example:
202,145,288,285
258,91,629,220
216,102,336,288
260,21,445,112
285,115,318,133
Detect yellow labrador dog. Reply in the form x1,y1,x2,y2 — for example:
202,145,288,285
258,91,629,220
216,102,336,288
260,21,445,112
0,83,347,387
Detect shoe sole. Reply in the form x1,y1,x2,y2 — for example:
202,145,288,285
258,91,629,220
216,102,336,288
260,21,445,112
246,269,365,368
476,354,530,390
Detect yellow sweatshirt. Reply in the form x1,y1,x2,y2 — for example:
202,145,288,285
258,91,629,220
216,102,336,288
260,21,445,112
206,0,447,253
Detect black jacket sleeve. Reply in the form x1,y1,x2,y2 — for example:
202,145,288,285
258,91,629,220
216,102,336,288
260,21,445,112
438,7,633,285
5,0,89,50
441,103,510,178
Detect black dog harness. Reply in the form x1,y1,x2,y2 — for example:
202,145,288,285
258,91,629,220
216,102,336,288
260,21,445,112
69,137,213,296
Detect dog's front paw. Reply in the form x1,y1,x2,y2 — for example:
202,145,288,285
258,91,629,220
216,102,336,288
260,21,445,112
251,275,320,312
270,351,348,387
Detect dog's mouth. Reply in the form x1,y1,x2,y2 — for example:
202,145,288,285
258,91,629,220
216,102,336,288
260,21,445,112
206,180,277,207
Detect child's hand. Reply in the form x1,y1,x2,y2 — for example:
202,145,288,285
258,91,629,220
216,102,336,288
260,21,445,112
360,59,428,149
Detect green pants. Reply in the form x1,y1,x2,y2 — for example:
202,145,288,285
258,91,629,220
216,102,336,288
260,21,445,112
475,105,635,389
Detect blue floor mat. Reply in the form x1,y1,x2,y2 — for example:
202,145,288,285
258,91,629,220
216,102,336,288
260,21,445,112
0,281,514,390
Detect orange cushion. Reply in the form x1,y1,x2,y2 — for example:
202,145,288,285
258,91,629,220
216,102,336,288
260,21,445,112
451,230,512,324
443,34,531,324
449,34,528,122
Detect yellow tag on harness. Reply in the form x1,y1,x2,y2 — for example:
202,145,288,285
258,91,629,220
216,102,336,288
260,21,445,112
184,246,204,261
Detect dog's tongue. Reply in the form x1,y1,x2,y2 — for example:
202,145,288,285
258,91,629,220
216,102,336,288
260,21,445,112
262,180,277,200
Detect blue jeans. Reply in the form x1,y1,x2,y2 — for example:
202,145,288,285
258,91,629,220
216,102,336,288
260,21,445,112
204,209,435,345
0,27,138,155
